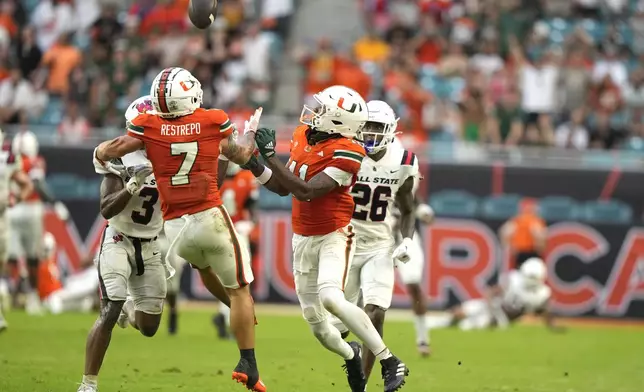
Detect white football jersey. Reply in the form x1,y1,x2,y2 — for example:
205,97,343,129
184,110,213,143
94,150,162,239
0,148,20,211
351,138,419,253
500,270,551,315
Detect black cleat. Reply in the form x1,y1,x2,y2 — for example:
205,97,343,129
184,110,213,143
213,313,230,340
381,355,409,392
232,358,266,391
343,341,367,392
168,311,178,335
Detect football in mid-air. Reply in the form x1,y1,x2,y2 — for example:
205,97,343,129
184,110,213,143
188,0,218,29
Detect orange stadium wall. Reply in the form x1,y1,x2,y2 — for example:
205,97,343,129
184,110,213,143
39,147,644,319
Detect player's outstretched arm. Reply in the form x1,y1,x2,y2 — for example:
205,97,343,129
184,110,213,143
96,135,144,161
220,132,257,166
99,174,134,220
242,154,290,196
255,128,342,200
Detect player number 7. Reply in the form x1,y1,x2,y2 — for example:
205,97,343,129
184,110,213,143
171,142,198,186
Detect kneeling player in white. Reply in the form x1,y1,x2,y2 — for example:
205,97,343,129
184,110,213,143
426,258,564,332
333,100,420,379
392,194,435,356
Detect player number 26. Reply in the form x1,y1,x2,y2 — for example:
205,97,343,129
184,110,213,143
171,142,198,186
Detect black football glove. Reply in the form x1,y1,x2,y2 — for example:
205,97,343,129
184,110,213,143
255,127,277,159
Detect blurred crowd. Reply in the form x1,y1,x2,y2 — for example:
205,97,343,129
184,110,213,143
0,0,292,143
298,0,644,151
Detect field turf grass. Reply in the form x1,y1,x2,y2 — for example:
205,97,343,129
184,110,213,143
1,306,643,392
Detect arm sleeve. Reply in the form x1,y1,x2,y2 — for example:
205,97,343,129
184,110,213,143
323,166,354,186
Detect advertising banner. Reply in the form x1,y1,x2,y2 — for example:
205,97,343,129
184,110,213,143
41,147,644,318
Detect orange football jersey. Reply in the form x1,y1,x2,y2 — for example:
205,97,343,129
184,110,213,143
22,155,45,202
38,256,62,300
220,170,259,223
288,125,365,236
127,108,234,220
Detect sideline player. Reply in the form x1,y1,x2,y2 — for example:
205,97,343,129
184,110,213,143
0,127,33,332
425,258,564,332
214,161,259,339
329,100,420,379
245,86,409,392
7,130,70,314
392,187,435,356
94,68,266,392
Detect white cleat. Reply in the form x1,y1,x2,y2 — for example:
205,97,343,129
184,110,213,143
0,279,10,312
77,383,98,392
25,292,44,315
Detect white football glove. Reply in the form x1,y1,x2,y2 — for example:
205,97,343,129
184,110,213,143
93,147,127,177
234,220,255,237
125,163,153,195
244,107,263,135
53,201,70,221
392,237,414,263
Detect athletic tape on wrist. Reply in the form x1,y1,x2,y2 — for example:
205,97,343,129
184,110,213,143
256,167,273,185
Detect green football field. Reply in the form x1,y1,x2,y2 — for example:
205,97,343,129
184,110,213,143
1,306,643,392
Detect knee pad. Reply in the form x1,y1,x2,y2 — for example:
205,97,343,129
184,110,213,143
318,287,345,315
134,297,164,315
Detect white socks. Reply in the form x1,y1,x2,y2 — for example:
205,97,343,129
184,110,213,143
414,314,430,344
319,287,388,357
425,314,454,329
310,320,355,360
82,375,97,386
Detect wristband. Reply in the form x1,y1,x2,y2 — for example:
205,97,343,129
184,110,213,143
256,167,273,185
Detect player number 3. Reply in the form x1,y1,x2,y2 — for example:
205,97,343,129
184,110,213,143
171,142,198,186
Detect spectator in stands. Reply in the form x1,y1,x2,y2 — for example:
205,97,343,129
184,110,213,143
470,39,504,79
354,26,390,65
411,15,443,66
623,68,644,111
512,39,557,146
58,101,90,144
31,0,75,52
488,89,525,145
15,26,41,79
0,0,18,39
437,42,468,78
0,66,47,123
499,198,547,270
334,53,372,100
90,3,122,55
298,38,338,106
554,107,590,150
592,45,628,89
589,74,623,116
40,33,82,96
589,112,624,149
559,49,592,114
243,23,272,83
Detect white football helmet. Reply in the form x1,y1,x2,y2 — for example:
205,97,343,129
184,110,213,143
43,232,56,260
362,100,399,153
300,85,368,139
520,258,547,289
150,67,203,118
125,95,155,123
12,130,39,158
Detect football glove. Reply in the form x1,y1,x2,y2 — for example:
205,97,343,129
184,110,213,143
125,163,153,195
255,127,276,158
53,201,70,221
93,147,127,177
392,237,414,263
244,107,263,135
